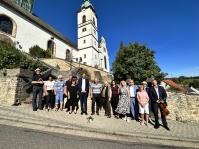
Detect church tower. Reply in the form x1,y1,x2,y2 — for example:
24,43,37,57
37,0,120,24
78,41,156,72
77,0,99,67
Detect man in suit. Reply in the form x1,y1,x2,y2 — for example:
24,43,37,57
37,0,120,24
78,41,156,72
128,79,139,121
149,79,170,130
77,72,89,115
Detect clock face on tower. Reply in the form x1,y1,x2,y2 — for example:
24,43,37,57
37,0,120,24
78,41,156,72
13,0,34,13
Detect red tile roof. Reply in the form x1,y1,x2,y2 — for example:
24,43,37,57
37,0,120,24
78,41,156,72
163,80,187,92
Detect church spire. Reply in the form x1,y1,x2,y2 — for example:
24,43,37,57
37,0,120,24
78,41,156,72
81,0,94,9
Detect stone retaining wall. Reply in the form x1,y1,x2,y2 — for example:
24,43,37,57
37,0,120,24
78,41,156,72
0,69,32,105
167,92,199,122
41,58,113,82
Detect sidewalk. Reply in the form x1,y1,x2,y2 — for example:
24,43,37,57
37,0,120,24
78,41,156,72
0,103,199,143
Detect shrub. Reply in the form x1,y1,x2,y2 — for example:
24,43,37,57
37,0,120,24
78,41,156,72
0,42,47,71
45,48,52,58
29,45,45,58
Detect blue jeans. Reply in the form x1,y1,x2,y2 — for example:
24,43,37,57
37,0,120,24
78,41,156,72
130,97,139,120
55,92,64,104
32,86,43,110
79,92,88,113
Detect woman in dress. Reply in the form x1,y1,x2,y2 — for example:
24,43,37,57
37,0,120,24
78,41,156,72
115,81,130,122
110,80,119,118
44,76,55,111
137,85,149,126
67,79,79,114
54,75,66,111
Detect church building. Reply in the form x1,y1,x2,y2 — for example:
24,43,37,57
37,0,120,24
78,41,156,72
0,0,110,72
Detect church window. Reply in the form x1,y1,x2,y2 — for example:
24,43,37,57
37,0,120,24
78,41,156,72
93,17,95,25
104,56,107,69
83,40,86,44
103,47,106,53
47,40,55,57
82,15,86,23
0,15,13,35
82,28,86,32
79,57,82,62
84,54,86,58
65,49,70,61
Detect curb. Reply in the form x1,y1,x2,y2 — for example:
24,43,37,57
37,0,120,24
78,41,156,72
0,115,199,143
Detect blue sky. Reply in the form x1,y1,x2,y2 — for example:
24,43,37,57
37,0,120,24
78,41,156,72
33,0,199,77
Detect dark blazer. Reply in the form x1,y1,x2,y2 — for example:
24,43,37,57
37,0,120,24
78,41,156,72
149,86,167,104
77,78,89,93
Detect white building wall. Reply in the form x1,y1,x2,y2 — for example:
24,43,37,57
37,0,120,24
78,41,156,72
0,3,77,60
98,37,110,72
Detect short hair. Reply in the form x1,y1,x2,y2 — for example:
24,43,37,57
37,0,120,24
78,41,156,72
58,75,63,79
71,79,76,84
138,85,144,89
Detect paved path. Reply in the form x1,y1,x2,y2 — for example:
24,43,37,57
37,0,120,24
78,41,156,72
0,104,199,148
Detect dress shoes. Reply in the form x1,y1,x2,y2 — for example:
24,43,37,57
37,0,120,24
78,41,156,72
85,112,88,115
154,125,159,129
96,113,99,115
33,108,37,111
107,116,111,118
81,112,83,115
91,113,94,115
163,125,170,131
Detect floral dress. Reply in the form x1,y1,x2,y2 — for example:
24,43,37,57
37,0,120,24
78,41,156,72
115,87,130,115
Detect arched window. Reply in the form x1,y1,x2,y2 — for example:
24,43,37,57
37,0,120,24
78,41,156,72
0,34,13,44
84,54,86,58
0,15,13,35
65,49,70,61
47,40,55,57
104,56,107,69
93,17,95,25
82,15,86,23
83,40,86,44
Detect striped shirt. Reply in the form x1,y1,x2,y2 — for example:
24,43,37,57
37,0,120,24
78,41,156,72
91,83,102,94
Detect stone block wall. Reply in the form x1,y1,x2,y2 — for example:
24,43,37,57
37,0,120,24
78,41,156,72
41,58,113,82
0,69,32,105
167,92,199,122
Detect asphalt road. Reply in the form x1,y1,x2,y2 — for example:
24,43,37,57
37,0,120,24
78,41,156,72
0,124,191,149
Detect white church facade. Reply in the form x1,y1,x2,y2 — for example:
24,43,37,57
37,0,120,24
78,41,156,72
0,0,110,72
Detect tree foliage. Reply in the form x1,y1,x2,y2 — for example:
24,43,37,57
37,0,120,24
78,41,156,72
189,80,199,88
0,42,47,71
112,41,167,84
29,45,51,58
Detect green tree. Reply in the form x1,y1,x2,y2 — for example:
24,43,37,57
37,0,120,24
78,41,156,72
112,42,167,84
189,80,199,88
45,48,52,58
29,45,45,58
178,76,186,83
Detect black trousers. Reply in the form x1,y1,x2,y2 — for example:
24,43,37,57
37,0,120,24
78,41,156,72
46,90,54,109
111,94,119,115
32,86,43,110
102,97,111,116
79,92,87,113
153,103,168,126
91,93,100,114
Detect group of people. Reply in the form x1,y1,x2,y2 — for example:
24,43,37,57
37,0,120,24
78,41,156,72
32,68,170,131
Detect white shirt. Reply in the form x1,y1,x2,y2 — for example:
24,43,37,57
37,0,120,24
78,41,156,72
129,85,135,97
82,78,86,91
44,81,55,90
